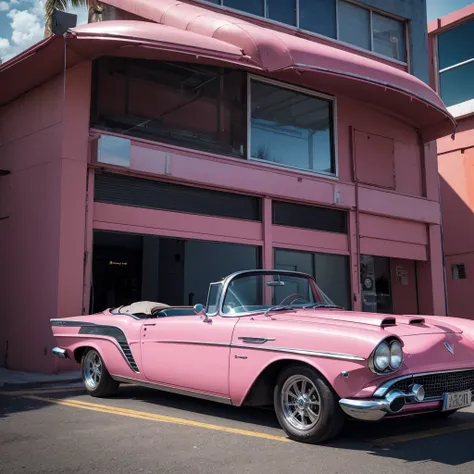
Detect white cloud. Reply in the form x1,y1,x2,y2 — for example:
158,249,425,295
0,37,11,58
0,2,9,11
7,8,43,46
0,0,89,63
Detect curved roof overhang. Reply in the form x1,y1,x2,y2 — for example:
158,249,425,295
100,0,457,141
0,20,252,107
0,0,456,141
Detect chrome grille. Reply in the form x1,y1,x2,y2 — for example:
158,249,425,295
392,370,474,400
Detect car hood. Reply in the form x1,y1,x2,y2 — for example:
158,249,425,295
257,309,464,337
235,309,473,362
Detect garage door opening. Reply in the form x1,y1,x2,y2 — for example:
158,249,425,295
90,230,262,313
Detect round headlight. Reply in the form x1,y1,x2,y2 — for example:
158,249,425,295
374,341,390,371
390,340,403,369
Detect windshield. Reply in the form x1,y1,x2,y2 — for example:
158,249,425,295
221,271,336,315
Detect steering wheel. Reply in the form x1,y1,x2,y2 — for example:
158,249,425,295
279,293,308,305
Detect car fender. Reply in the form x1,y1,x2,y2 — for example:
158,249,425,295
229,348,369,406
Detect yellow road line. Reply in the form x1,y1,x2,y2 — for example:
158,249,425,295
372,422,474,446
25,395,290,443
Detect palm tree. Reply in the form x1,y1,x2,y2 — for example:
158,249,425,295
43,0,104,38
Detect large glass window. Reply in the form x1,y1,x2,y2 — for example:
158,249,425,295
299,0,336,38
91,230,261,312
223,0,263,16
437,19,474,108
91,57,247,158
274,248,351,309
250,79,335,174
338,1,371,50
91,58,337,176
203,0,406,63
372,12,406,62
266,0,297,27
338,1,406,62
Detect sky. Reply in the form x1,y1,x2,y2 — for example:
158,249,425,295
0,0,472,63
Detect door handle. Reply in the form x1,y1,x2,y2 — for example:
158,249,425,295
144,323,156,327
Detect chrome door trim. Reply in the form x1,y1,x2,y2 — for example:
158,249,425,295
111,375,233,405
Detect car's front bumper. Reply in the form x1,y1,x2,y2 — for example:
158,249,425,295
339,384,425,421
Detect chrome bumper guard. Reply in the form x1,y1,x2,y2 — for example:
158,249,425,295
52,347,68,359
339,383,425,421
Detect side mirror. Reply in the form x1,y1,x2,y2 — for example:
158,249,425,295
193,303,211,322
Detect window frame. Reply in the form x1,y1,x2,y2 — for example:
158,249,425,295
247,74,339,178
434,19,474,118
198,0,408,66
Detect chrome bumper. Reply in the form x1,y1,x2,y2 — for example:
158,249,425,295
339,384,425,421
52,347,68,359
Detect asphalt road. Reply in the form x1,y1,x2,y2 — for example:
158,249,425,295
1,383,474,474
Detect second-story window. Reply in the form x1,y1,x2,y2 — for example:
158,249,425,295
203,0,407,63
250,78,335,174
437,18,474,109
90,57,337,177
338,1,406,62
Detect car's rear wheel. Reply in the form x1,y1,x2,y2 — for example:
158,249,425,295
81,348,119,397
274,364,345,443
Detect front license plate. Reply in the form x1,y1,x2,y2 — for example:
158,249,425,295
442,390,472,411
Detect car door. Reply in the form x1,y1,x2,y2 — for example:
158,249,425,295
140,314,238,397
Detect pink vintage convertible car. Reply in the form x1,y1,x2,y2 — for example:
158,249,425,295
50,269,474,443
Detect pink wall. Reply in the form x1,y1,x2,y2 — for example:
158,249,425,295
0,63,92,373
0,39,450,373
429,15,474,320
438,146,474,319
91,81,445,317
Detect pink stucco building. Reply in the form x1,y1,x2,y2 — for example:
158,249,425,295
429,4,474,320
0,0,456,373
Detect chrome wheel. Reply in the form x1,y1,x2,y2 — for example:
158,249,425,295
281,374,321,431
83,350,103,390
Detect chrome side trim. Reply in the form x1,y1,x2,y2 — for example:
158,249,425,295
232,343,366,362
154,340,365,362
52,333,140,374
373,367,474,398
238,337,276,344
111,375,233,405
155,340,230,348
52,347,68,359
50,319,97,327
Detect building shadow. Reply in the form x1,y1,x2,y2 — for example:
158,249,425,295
439,174,474,319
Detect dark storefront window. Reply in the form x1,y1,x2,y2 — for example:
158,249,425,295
94,171,262,221
91,230,261,313
91,57,247,158
272,200,347,233
274,247,351,309
360,255,392,313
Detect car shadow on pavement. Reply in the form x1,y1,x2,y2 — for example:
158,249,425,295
114,384,474,466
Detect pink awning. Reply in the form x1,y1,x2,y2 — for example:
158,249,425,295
102,0,456,140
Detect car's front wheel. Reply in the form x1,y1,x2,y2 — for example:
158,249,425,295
81,348,119,397
274,364,345,443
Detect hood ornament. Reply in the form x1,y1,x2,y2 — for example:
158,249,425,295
444,342,454,355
